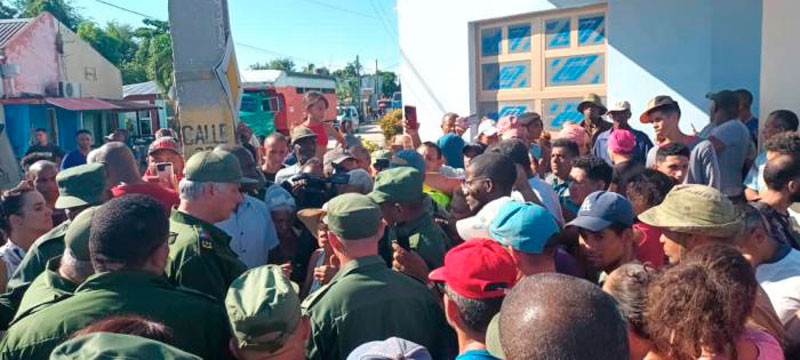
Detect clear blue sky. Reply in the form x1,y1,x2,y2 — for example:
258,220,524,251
71,0,400,73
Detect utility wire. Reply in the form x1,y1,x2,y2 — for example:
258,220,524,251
299,0,375,19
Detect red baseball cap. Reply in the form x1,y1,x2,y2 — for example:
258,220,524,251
148,136,182,156
428,238,517,299
607,129,636,154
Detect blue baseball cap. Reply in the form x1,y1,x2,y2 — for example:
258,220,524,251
390,150,426,174
489,201,560,254
566,191,634,232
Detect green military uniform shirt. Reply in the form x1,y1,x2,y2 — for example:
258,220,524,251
165,210,247,301
388,211,448,270
0,220,70,329
302,256,455,359
11,256,75,325
0,271,233,360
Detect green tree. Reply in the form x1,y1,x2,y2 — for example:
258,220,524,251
147,33,173,93
302,63,316,74
16,0,82,30
315,67,330,76
0,0,16,18
377,70,400,97
76,18,172,90
333,58,361,105
250,58,295,72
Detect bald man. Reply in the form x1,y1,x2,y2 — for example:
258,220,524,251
88,142,179,212
499,273,628,360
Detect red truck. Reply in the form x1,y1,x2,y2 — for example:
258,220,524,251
240,69,338,137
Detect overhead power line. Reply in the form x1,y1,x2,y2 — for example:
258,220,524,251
299,0,375,19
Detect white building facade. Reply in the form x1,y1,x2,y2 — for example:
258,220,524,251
397,0,795,141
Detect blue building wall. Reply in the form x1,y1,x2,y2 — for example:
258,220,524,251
5,104,86,158
56,108,79,152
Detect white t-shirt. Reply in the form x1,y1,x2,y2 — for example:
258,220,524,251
756,249,800,325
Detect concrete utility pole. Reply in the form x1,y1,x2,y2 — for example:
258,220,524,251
168,0,242,156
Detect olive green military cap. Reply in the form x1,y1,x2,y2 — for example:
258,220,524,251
49,332,201,360
368,167,424,204
371,149,392,162
638,184,744,238
183,150,257,184
54,163,107,210
64,206,97,262
324,193,382,240
290,126,317,144
226,265,301,352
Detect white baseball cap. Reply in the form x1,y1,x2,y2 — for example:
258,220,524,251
607,100,631,113
477,121,498,137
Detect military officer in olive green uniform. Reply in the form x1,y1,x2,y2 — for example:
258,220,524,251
12,207,98,324
226,264,310,360
302,193,455,359
50,333,202,360
165,150,254,301
369,167,449,270
0,194,232,360
0,163,109,329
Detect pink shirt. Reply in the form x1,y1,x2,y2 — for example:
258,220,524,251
698,329,784,360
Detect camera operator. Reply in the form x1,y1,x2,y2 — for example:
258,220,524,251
275,127,318,185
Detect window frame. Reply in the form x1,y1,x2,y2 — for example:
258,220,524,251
474,4,607,129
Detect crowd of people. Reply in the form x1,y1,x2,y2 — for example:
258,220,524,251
0,88,798,359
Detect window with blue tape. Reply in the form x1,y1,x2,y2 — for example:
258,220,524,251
545,54,605,87
508,24,531,53
578,14,605,46
482,61,531,90
481,27,502,56
543,98,583,130
545,18,570,49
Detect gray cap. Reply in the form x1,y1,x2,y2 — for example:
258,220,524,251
346,337,432,360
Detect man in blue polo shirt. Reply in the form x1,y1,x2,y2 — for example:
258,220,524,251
592,100,653,165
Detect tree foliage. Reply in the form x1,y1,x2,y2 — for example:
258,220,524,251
16,0,81,30
377,70,400,97
77,19,173,91
250,58,295,72
0,0,16,18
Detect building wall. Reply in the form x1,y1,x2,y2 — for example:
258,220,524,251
60,23,123,99
606,0,761,136
397,0,762,141
760,0,800,123
3,13,59,96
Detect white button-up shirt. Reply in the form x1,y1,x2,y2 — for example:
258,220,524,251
216,194,279,268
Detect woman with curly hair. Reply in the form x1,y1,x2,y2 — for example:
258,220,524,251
646,243,784,360
603,262,659,360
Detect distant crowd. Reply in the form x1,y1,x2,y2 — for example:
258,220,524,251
0,88,798,359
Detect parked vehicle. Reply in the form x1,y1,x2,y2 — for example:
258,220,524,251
240,70,338,137
337,105,360,129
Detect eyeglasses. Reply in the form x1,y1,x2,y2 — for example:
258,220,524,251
460,176,489,191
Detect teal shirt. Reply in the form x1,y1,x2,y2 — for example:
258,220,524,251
0,220,69,329
302,256,456,359
165,210,247,301
0,271,233,360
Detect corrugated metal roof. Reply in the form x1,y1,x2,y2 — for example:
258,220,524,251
0,18,32,48
122,81,159,97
